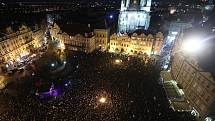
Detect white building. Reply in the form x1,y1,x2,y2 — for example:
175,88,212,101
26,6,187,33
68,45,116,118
118,0,151,33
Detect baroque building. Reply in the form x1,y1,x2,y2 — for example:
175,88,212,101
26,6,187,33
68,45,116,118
0,25,45,71
109,32,163,55
170,31,215,121
65,34,96,53
94,29,110,51
118,0,151,33
50,23,109,53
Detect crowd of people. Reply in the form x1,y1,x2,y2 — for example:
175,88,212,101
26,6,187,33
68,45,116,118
0,51,196,121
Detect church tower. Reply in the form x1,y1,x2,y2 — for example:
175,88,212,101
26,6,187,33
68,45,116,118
140,0,151,11
118,0,152,33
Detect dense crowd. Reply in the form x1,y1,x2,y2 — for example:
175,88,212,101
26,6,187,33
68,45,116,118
0,51,196,121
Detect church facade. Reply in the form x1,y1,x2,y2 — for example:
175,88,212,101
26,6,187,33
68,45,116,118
118,0,152,33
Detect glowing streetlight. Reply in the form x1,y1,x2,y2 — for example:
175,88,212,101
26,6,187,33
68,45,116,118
170,8,176,14
99,97,106,103
115,59,122,64
63,61,67,64
51,63,55,67
110,15,113,19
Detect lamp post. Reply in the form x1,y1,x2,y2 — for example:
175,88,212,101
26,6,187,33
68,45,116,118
99,97,106,104
51,63,55,67
115,59,122,64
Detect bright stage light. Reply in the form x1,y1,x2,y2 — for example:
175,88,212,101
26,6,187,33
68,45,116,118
182,37,202,53
99,97,106,103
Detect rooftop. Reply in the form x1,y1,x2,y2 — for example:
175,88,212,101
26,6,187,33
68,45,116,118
57,23,94,37
163,80,184,101
160,71,173,82
170,101,192,112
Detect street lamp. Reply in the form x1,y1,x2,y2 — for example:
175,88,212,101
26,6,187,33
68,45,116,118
109,15,113,19
51,63,55,67
63,61,66,64
115,59,122,64
99,97,106,103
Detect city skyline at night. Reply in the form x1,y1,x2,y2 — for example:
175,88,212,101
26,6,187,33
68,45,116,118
0,0,215,121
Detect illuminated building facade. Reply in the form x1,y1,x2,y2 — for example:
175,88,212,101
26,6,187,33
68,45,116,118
0,25,45,71
94,29,110,51
118,0,151,33
109,32,163,55
64,34,96,53
50,23,64,44
50,23,109,53
170,32,215,121
33,27,46,48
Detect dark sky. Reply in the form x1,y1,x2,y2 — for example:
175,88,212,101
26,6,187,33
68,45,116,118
0,0,212,5
1,0,116,2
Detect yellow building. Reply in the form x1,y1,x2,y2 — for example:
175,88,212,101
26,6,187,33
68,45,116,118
32,27,46,48
64,33,96,53
170,32,215,120
94,29,110,51
0,25,45,71
109,32,164,55
50,23,109,54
